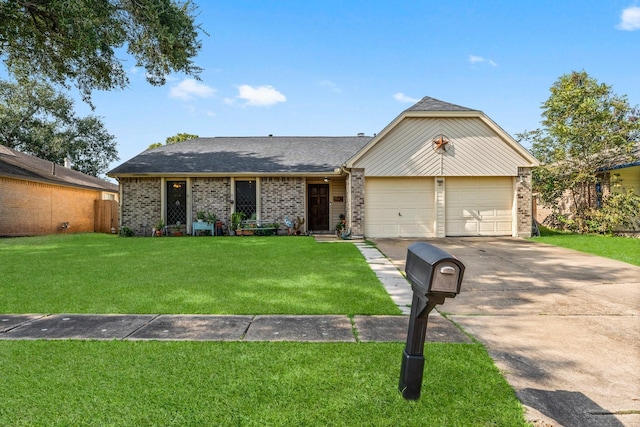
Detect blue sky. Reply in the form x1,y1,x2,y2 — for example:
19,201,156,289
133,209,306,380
69,1,639,172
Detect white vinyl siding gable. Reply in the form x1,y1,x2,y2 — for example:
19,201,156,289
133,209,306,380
352,117,532,177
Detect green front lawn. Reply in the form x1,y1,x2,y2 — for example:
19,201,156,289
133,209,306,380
0,233,528,425
0,234,399,315
530,227,640,266
0,341,527,426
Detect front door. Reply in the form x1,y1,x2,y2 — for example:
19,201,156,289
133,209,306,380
235,180,257,219
167,181,187,225
308,184,329,231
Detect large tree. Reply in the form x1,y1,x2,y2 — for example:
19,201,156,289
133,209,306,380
147,132,198,149
0,79,118,177
519,71,640,232
0,0,203,104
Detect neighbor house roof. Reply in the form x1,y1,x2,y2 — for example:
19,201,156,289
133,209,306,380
609,141,640,170
108,136,372,177
0,145,118,192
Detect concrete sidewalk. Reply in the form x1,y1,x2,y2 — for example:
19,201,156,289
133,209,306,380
0,313,470,343
372,237,640,427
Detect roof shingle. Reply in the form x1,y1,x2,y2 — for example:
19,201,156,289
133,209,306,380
0,145,118,191
406,96,475,112
108,136,372,175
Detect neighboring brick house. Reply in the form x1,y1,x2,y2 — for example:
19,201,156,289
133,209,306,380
0,145,119,237
109,96,539,238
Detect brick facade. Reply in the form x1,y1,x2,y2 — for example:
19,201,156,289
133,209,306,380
260,177,305,223
120,176,310,235
516,167,533,237
120,177,161,236
192,177,231,225
0,177,104,236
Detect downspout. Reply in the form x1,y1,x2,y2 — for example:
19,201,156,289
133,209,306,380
117,177,123,232
341,164,353,233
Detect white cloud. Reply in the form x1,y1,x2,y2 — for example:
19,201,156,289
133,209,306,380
617,6,640,30
393,92,420,103
319,80,342,93
169,78,215,101
234,84,286,107
469,55,497,67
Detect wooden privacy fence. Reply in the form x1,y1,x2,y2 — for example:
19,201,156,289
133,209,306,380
94,199,119,233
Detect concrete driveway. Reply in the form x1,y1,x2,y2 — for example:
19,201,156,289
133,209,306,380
372,237,640,427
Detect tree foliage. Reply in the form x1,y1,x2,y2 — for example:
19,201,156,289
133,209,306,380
0,79,118,177
0,0,204,104
519,71,640,233
148,132,198,149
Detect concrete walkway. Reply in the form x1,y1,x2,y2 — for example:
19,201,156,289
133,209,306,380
372,237,640,427
0,313,469,343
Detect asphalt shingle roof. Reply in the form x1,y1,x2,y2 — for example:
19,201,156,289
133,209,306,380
406,96,476,112
108,136,373,175
0,145,118,192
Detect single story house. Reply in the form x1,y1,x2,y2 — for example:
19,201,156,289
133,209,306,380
108,96,539,238
0,144,119,236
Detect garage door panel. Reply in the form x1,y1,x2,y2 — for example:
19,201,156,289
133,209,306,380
446,177,513,236
365,178,434,238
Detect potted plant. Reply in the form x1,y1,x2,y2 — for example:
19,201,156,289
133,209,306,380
172,224,183,236
206,212,217,224
196,210,206,222
335,214,346,236
230,211,245,236
154,218,164,236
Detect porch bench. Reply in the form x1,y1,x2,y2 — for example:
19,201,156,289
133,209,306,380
237,220,279,236
192,221,215,236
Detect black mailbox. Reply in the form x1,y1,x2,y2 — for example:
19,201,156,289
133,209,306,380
399,242,465,400
405,243,464,298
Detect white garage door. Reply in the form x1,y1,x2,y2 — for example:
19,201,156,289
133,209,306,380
446,177,514,236
365,178,435,238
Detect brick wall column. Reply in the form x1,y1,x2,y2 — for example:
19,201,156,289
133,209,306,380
347,168,365,236
516,167,533,237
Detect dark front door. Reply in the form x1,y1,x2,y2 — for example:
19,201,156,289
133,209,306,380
308,184,329,231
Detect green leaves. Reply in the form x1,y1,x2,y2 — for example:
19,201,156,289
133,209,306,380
521,71,640,233
0,78,118,177
0,0,204,104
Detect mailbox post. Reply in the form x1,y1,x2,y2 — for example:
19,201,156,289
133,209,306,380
399,242,465,400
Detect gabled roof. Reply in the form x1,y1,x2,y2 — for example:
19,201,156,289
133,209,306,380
346,96,539,167
405,96,476,112
108,136,372,177
0,145,118,192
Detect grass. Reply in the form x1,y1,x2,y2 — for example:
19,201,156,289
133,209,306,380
0,341,528,426
0,233,528,425
0,234,399,315
530,227,640,266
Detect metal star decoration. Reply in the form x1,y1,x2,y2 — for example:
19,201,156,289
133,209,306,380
432,134,450,152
